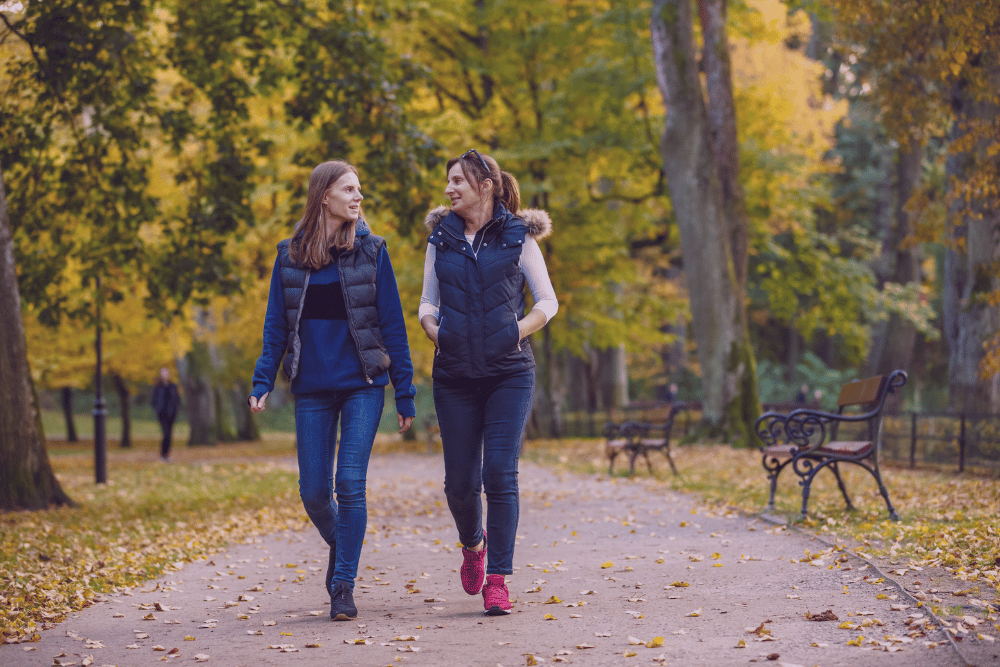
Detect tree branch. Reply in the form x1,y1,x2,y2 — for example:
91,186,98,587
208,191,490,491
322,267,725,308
0,11,43,75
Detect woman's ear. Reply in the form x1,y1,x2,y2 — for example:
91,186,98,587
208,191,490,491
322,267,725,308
480,178,494,194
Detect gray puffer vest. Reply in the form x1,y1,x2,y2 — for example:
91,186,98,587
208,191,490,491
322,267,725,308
276,220,390,384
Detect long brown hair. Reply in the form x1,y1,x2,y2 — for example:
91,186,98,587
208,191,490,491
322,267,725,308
446,151,520,215
290,160,359,269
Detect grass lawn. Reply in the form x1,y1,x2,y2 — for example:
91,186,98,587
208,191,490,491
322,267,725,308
2,435,998,644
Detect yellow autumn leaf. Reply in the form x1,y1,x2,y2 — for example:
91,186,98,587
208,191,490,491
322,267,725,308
646,636,664,648
601,561,614,569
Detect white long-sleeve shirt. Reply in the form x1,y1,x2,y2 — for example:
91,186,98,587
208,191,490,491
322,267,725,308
418,233,559,323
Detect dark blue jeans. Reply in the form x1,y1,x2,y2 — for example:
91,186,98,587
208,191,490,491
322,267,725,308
294,387,384,590
433,369,535,576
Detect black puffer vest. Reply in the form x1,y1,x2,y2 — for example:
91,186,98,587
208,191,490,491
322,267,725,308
425,203,553,380
277,219,390,384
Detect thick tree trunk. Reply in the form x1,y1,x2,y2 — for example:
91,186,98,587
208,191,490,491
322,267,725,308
943,57,1000,414
230,381,260,442
0,167,73,510
699,0,750,291
61,386,79,442
650,0,760,442
866,145,922,378
111,373,131,448
178,342,216,446
213,385,236,443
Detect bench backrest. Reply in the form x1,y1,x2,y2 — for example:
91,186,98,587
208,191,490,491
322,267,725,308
837,375,887,410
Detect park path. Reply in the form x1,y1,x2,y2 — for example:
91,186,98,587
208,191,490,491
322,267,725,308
2,454,966,667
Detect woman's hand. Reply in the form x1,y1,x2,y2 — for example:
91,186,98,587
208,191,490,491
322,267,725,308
420,315,440,346
249,392,269,413
398,414,414,433
517,310,548,341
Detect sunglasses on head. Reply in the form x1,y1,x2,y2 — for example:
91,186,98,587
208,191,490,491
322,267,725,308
461,149,491,174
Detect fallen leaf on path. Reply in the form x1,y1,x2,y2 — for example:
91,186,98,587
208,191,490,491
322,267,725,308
805,610,838,621
194,654,209,662
576,643,596,649
686,608,702,617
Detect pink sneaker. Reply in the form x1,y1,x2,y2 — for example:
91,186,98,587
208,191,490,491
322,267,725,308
460,532,487,595
482,574,511,615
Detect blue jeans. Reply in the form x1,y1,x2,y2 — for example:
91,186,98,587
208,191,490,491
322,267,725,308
433,369,535,575
295,387,384,590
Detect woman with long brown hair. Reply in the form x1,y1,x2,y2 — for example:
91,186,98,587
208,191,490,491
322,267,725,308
419,150,558,615
249,160,416,621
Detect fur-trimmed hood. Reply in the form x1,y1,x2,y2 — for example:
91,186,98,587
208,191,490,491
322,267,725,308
423,205,553,240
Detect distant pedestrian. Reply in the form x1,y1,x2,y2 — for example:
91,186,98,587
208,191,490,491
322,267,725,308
419,149,558,616
249,160,416,623
664,382,678,402
151,367,181,461
796,384,809,403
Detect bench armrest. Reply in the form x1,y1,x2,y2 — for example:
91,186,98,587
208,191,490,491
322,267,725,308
755,411,790,448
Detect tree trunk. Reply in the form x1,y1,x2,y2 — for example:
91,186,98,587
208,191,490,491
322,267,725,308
230,381,260,442
866,145,922,378
213,386,237,443
650,0,760,443
943,56,1000,414
0,167,73,510
698,0,750,291
111,373,131,448
61,386,79,442
178,342,216,446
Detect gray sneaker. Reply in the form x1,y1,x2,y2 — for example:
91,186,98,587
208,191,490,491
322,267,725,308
329,581,357,621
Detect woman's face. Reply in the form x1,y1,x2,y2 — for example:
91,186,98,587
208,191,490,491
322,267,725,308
323,171,363,224
444,162,486,216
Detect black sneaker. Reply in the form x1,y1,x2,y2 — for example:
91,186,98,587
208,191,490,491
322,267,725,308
324,544,337,597
329,581,357,621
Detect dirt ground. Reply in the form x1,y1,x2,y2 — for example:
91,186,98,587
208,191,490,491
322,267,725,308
1,454,984,667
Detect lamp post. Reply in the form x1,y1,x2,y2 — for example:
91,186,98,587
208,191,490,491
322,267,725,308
93,274,107,484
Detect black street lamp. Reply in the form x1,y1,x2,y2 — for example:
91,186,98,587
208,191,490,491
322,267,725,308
93,274,107,484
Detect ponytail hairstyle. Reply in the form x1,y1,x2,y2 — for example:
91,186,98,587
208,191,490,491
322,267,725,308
446,150,520,215
290,160,359,270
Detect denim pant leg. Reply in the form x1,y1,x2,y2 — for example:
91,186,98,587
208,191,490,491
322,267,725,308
481,370,534,575
435,379,486,550
295,394,341,550
332,386,384,587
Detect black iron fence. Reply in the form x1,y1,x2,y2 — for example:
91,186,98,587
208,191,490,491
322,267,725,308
556,405,1000,475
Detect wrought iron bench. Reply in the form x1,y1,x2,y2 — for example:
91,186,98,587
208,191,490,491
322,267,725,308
604,402,686,476
755,370,907,521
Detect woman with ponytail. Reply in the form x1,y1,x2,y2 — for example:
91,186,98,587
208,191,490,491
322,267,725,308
419,150,558,616
249,160,416,621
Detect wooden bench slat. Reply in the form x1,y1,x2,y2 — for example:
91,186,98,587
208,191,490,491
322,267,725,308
762,444,797,457
819,440,873,456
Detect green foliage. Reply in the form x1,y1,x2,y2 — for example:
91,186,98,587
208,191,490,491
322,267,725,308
756,351,858,409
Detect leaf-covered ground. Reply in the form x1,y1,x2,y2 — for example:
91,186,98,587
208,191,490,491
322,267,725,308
2,436,998,646
524,440,1000,618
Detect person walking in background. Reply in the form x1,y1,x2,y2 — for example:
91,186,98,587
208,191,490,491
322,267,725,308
419,149,558,616
151,367,181,462
248,160,416,622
